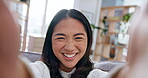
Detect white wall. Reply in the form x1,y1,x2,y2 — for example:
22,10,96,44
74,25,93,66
102,0,123,7
124,0,147,6
74,0,102,51
74,0,102,24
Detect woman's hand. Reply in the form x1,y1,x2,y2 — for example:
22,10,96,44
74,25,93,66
0,0,25,78
116,2,148,78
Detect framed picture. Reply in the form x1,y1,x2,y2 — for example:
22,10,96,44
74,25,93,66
81,10,94,24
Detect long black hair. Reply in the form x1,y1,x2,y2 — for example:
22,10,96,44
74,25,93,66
41,9,93,78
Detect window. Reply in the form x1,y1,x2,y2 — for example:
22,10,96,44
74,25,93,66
28,0,74,36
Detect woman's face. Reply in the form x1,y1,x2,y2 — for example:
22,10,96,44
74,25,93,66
52,18,88,72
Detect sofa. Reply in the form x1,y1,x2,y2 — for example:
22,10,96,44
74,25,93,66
21,51,41,62
21,51,125,72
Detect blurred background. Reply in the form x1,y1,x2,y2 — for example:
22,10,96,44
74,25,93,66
10,0,147,62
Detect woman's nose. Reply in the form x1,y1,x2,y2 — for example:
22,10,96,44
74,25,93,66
64,42,75,52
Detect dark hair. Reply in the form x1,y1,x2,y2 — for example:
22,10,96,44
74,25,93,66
41,9,93,78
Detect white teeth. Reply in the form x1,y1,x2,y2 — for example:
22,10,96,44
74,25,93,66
64,53,76,58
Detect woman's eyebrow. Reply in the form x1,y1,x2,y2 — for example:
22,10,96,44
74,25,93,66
74,33,85,36
54,33,66,36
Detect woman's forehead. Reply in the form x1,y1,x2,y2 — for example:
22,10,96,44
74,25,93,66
53,18,86,33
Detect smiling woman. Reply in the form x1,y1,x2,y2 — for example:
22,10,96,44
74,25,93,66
2,0,148,78
30,9,108,78
52,18,88,72
0,1,108,77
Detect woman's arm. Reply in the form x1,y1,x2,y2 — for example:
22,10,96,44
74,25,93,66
0,0,31,78
110,2,148,78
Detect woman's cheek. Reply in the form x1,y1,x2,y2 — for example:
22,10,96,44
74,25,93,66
52,41,65,51
77,42,87,52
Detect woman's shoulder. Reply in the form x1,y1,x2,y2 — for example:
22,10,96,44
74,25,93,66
30,61,47,67
87,69,108,78
29,61,51,78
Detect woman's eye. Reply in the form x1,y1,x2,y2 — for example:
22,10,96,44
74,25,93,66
75,37,83,40
57,37,65,40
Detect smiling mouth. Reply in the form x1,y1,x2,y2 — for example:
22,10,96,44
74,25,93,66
62,53,78,58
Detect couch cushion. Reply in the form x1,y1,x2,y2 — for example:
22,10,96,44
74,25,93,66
20,51,41,62
94,61,126,72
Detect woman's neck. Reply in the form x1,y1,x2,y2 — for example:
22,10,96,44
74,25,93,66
59,68,76,78
59,64,75,72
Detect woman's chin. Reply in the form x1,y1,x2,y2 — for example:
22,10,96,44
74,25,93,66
60,64,76,72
